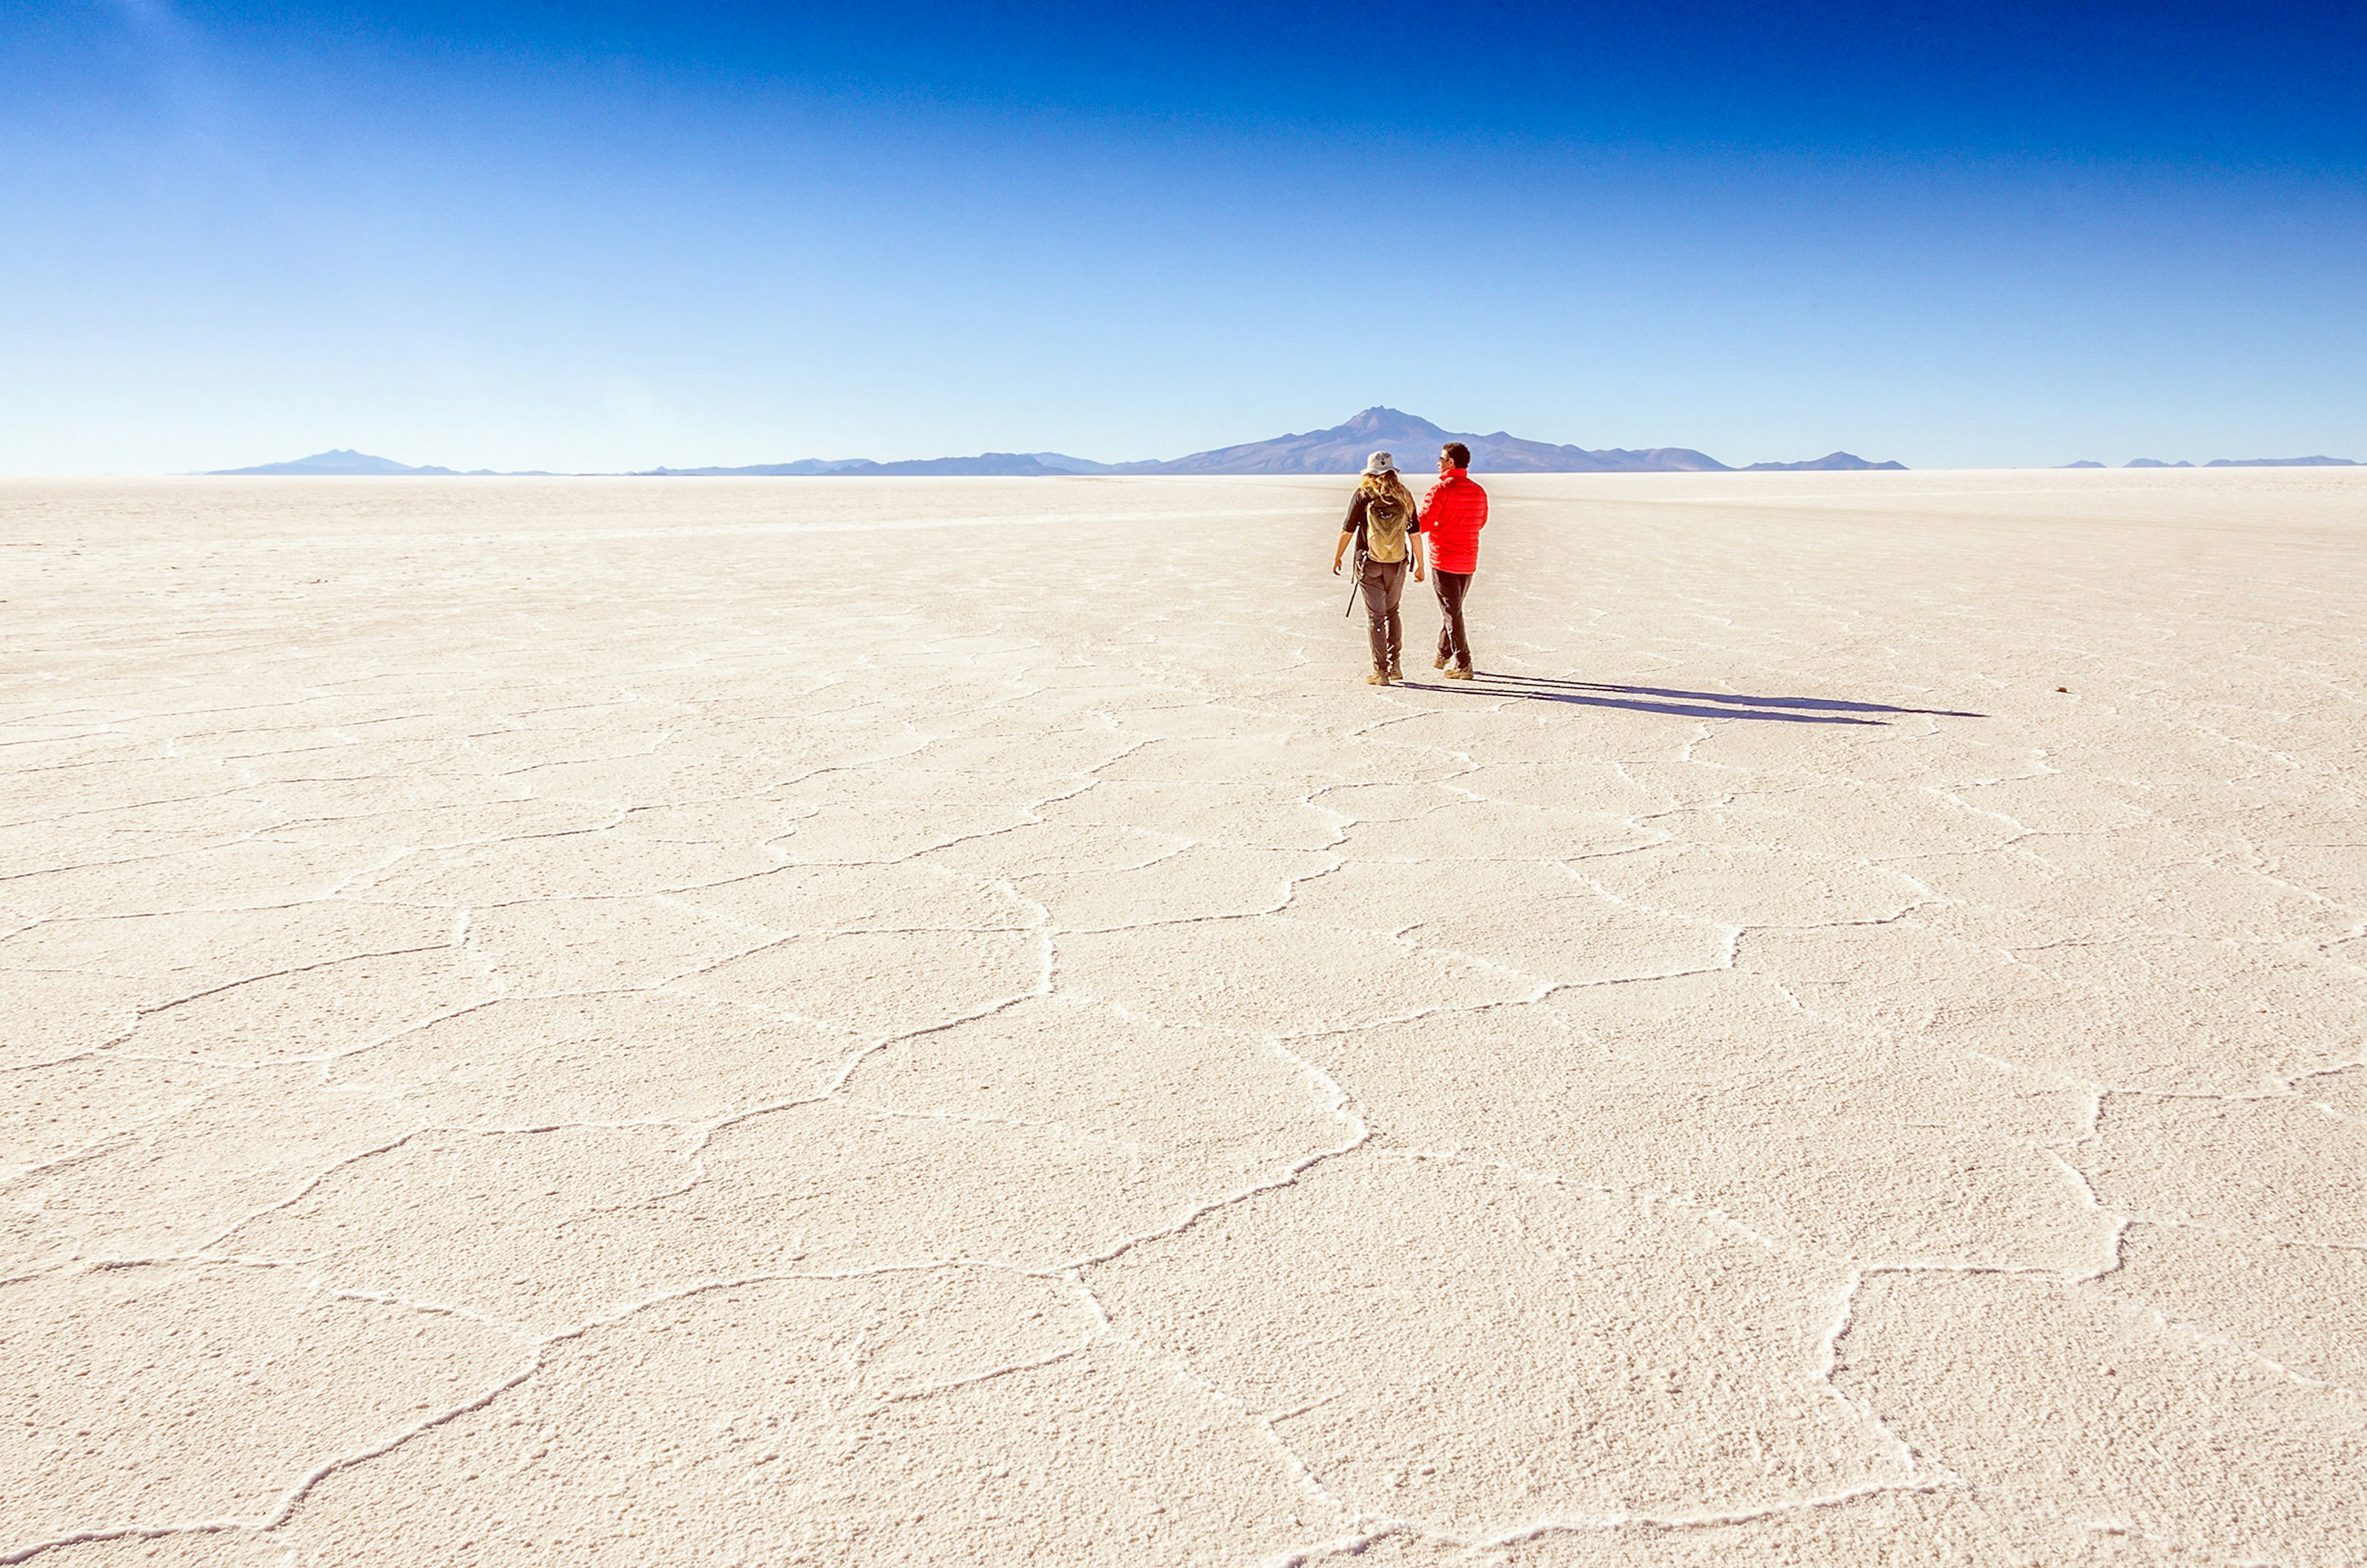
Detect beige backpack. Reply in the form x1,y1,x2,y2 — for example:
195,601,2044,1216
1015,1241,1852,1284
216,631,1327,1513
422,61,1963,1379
1362,487,1413,563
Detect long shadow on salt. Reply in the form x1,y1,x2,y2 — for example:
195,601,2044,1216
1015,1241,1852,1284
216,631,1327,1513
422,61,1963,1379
1397,671,1987,725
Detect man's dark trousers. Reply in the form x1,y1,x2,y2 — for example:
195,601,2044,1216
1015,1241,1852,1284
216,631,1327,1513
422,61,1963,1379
1434,570,1474,671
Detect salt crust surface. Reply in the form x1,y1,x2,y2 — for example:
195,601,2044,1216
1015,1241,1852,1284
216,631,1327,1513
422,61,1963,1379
1,469,2362,1564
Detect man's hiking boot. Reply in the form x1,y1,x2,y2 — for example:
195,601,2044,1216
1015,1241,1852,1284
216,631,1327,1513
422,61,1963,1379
1367,671,1392,686
1388,661,1404,682
1443,666,1475,680
1434,653,1449,669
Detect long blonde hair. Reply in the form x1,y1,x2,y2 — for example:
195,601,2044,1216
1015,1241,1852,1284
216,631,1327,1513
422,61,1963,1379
1358,469,1415,515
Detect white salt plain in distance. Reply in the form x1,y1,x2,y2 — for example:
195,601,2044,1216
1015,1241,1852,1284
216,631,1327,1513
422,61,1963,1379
1,469,2363,1565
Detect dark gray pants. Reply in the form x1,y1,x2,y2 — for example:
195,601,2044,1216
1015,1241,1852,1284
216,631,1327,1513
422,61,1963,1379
1433,570,1474,671
1359,557,1407,671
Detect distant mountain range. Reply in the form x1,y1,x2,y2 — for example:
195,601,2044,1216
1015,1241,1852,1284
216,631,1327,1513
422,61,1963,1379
208,447,560,476
207,409,1915,478
2092,456,2361,469
1090,407,1752,475
629,409,1903,476
1738,451,1908,473
202,417,2366,480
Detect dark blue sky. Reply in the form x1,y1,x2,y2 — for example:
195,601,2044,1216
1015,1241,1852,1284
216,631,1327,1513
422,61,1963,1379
5,1,2362,469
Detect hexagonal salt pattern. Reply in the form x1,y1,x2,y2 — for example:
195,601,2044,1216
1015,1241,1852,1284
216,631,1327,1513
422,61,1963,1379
4,468,2363,1565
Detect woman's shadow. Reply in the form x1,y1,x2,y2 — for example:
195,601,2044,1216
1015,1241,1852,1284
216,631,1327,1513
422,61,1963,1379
1397,671,1984,725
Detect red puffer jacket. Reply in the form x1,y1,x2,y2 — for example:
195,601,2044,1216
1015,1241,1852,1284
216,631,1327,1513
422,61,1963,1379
1419,470,1489,574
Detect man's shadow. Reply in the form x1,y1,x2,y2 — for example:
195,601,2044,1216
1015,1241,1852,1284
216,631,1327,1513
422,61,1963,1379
1395,671,1985,725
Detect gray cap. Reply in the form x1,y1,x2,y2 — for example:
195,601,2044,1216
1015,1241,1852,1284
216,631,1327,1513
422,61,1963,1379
1362,451,1396,476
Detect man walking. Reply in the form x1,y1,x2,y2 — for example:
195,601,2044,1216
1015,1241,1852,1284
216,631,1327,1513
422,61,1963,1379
1421,441,1488,678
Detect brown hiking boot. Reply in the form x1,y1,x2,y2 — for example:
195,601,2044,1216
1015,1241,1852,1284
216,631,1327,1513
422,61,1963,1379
1434,653,1448,669
1366,671,1392,685
1388,661,1404,682
1443,666,1474,680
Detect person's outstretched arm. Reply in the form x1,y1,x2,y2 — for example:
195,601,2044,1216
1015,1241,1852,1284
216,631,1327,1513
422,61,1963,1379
1333,494,1365,574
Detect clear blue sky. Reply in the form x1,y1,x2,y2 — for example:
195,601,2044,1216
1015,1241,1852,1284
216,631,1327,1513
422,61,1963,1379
4,1,2362,472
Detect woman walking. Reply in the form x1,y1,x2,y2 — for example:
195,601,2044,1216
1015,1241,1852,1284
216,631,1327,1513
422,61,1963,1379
1331,452,1425,684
